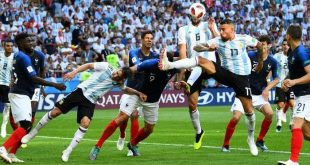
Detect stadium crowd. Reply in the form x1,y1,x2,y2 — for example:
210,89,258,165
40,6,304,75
0,0,309,78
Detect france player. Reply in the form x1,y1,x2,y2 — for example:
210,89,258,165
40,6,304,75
278,25,310,165
176,3,219,149
221,35,279,153
273,39,295,132
0,39,14,138
21,62,143,162
160,19,265,156
0,33,66,164
116,31,158,153
88,53,177,159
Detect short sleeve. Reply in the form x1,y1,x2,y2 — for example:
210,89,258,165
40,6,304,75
22,56,36,78
205,37,220,47
297,47,310,67
243,35,258,47
94,62,109,71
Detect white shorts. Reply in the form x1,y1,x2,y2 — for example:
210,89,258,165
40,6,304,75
293,95,310,121
231,95,270,114
138,101,159,125
31,88,41,102
8,93,32,123
119,94,140,116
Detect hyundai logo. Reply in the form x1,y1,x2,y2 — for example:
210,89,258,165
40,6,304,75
198,91,214,105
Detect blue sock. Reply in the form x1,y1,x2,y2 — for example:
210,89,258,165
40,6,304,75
137,59,159,72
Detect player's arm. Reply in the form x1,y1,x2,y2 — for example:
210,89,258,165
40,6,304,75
283,65,310,89
176,27,187,84
262,62,280,100
123,87,147,102
63,63,95,80
208,17,219,38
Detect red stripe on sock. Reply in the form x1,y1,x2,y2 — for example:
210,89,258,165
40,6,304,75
119,120,127,138
131,128,151,146
96,120,118,148
130,118,139,141
257,118,272,141
290,128,303,162
223,119,238,146
3,127,27,150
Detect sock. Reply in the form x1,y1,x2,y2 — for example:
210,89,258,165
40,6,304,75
2,103,10,125
67,126,87,150
187,66,202,86
137,59,159,71
245,113,256,139
96,120,118,148
9,141,21,154
169,57,198,69
223,119,238,146
9,113,18,130
131,128,151,146
283,102,289,113
33,111,53,131
276,108,283,126
119,121,127,139
290,128,303,162
130,118,139,141
257,118,272,141
31,116,35,124
190,109,202,134
3,127,27,150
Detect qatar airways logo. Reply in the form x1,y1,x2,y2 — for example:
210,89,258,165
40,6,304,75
198,91,214,105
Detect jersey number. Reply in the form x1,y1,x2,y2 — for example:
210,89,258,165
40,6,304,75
195,33,200,41
230,49,238,56
296,103,305,113
283,62,288,69
3,63,7,70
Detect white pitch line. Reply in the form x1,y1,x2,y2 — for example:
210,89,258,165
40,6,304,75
33,135,310,156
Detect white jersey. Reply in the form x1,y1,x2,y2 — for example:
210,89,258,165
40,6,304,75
0,51,14,86
78,62,124,104
273,52,289,87
178,21,218,61
206,34,258,75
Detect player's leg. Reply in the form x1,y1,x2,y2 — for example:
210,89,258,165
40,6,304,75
275,87,286,132
30,88,42,124
1,85,11,138
128,102,158,156
62,102,95,162
255,96,273,152
287,91,295,129
278,95,309,164
222,98,244,152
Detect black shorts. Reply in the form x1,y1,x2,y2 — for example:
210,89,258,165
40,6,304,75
55,88,95,123
185,70,210,95
0,85,10,103
274,87,295,103
210,62,252,99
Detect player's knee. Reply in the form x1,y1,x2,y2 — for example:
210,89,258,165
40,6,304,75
131,110,139,119
277,102,285,109
145,124,155,134
188,102,197,111
80,117,90,128
50,107,62,118
232,115,241,123
19,120,32,133
303,132,310,141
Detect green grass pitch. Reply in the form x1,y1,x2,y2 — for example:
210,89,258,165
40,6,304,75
1,106,309,164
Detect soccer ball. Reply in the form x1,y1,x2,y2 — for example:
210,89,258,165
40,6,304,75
189,3,206,20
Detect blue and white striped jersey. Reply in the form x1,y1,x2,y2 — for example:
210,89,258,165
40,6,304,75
0,51,14,86
77,62,124,104
273,52,289,87
206,34,258,75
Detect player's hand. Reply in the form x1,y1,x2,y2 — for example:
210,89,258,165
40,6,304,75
174,82,182,90
207,17,216,30
282,79,295,92
139,92,147,102
193,44,208,52
262,89,269,101
54,83,66,91
63,71,76,81
41,90,47,98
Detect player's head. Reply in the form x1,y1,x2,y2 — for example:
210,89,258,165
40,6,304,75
258,35,271,55
15,33,34,53
286,25,302,45
141,30,154,49
282,39,289,53
3,39,14,54
30,35,37,50
189,3,206,26
219,19,235,41
112,67,133,82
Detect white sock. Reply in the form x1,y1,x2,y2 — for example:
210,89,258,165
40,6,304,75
190,109,202,134
187,67,202,86
2,103,10,126
276,108,283,126
34,111,53,131
67,126,87,150
289,108,294,125
170,57,198,69
245,113,255,139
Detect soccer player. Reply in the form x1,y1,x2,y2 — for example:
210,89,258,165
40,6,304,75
0,33,66,164
88,53,177,159
278,25,310,165
116,31,158,155
21,62,145,162
273,39,295,132
0,39,14,138
177,3,219,149
221,35,279,153
160,19,264,156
